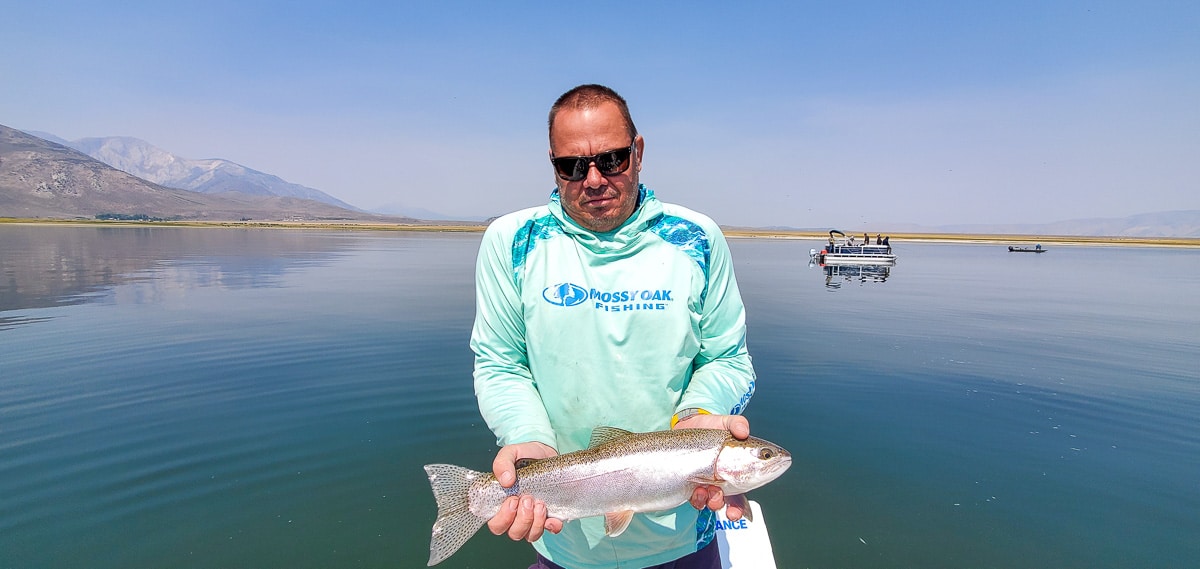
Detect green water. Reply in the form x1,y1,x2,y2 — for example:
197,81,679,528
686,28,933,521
1,226,1197,568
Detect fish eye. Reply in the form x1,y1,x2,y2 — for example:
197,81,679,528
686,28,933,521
758,448,774,460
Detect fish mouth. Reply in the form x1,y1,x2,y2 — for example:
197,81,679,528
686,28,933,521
766,455,792,479
761,451,793,482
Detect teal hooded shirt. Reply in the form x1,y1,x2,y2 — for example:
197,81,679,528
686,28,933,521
470,185,756,568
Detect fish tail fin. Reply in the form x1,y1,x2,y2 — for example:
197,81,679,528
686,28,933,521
424,464,489,566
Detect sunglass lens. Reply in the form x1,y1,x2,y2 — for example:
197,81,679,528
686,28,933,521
552,145,632,180
553,158,587,181
596,148,631,175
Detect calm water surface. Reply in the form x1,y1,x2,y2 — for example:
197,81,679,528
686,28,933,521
1,226,1197,568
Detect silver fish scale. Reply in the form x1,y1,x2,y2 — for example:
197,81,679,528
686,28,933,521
467,429,732,521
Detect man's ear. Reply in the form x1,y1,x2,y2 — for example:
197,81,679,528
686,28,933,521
634,135,645,172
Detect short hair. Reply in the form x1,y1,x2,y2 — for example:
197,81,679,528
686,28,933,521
548,84,638,141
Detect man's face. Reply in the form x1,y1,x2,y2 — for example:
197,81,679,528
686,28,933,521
549,102,644,233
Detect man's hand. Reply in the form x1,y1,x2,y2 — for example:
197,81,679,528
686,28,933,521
673,413,750,521
487,441,563,542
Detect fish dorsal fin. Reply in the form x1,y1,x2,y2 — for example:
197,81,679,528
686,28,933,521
588,426,634,449
604,510,636,537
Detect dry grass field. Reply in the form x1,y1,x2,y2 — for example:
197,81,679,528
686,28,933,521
3,217,1197,247
720,228,1200,248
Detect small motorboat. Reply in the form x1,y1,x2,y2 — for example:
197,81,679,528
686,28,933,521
1008,245,1047,253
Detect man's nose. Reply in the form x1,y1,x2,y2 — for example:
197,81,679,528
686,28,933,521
583,161,605,188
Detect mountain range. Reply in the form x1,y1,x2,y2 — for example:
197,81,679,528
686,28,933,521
904,211,1200,238
748,211,1200,238
0,125,405,222
2,124,1196,236
46,133,359,211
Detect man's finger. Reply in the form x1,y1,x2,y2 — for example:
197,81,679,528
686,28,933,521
488,496,519,535
725,503,743,521
723,415,750,440
493,448,518,488
724,494,749,521
705,486,725,511
507,495,536,541
526,501,548,542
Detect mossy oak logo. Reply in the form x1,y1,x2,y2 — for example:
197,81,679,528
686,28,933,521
542,283,589,307
542,283,675,312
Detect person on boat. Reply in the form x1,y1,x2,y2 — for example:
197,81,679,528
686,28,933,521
471,83,757,569
875,234,881,245
1036,244,1042,250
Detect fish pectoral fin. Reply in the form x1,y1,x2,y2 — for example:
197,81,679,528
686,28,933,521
687,476,726,486
724,493,753,522
603,510,637,537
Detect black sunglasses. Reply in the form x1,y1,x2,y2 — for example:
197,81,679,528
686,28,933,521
550,140,635,181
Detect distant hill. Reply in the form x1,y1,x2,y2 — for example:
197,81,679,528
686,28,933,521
0,124,406,222
9,126,1195,236
37,133,360,211
748,211,1200,238
929,211,1200,238
371,201,489,222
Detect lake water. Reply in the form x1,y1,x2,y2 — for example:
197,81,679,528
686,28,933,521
2,225,1197,569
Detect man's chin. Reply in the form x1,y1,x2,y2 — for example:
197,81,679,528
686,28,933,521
580,213,622,232
565,202,632,232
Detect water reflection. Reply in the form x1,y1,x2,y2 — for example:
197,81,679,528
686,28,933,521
3,234,1198,569
0,225,356,328
0,315,53,331
812,261,893,288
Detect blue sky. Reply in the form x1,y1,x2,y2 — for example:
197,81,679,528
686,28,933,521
4,1,1197,227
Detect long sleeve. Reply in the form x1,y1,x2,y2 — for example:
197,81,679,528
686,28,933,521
470,221,557,449
676,225,756,415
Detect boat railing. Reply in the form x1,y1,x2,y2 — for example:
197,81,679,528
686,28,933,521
828,244,893,255
815,230,896,262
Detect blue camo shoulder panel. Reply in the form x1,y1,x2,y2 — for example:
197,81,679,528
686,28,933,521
512,215,564,282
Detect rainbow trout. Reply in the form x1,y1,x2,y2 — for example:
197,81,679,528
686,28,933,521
424,427,791,565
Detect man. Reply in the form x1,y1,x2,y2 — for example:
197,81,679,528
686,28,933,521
470,84,756,569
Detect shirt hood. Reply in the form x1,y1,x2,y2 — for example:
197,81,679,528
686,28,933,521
547,184,663,253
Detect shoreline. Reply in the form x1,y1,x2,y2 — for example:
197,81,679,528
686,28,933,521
2,217,1197,248
720,229,1200,248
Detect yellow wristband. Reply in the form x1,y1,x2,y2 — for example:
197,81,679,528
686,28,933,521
671,408,710,428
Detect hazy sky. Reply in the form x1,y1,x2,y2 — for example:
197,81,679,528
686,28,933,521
4,1,1197,228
